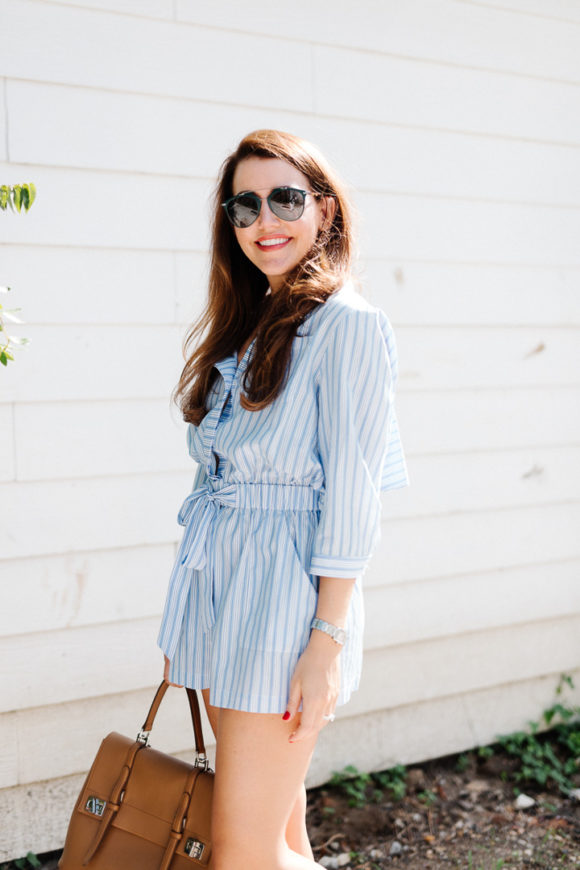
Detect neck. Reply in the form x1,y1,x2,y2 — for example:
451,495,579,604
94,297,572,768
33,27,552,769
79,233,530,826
267,275,284,294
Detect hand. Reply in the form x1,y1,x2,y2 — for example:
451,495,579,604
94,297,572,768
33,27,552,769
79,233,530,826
283,637,341,743
163,654,184,688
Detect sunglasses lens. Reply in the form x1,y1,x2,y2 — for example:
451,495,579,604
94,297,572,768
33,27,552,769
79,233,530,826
225,188,308,227
228,193,260,228
269,188,305,221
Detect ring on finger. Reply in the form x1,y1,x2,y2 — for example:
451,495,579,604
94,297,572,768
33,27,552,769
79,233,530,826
322,712,335,722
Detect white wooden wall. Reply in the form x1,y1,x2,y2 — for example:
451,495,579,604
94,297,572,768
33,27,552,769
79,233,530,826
1,0,580,858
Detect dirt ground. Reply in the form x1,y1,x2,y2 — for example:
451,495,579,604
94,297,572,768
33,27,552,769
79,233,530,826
4,747,579,870
306,748,580,869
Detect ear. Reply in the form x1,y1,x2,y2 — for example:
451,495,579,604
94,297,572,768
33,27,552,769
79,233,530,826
320,195,337,231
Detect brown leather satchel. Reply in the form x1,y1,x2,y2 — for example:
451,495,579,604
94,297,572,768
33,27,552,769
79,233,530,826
58,680,214,869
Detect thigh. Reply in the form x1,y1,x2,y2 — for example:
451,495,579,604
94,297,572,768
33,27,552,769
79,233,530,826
202,689,311,856
212,707,318,863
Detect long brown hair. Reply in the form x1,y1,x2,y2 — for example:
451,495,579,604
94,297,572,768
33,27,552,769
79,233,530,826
173,129,356,424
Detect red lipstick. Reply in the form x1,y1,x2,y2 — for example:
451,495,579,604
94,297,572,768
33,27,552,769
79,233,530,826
256,234,291,251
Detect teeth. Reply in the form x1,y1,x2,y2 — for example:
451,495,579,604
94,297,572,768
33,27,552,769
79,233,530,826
258,238,290,247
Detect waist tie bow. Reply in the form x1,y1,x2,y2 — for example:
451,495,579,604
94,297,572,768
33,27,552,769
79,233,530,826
157,481,323,661
157,483,239,657
177,483,238,570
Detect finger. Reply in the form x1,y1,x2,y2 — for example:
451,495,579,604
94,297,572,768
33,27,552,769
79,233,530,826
163,655,184,688
289,719,319,743
292,698,338,740
289,706,324,743
283,680,302,722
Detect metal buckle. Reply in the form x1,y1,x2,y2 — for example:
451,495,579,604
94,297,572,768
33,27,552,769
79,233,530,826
193,753,211,772
136,729,150,745
184,838,205,859
85,796,106,817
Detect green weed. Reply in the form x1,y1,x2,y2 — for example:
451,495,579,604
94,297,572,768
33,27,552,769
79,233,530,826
0,854,41,870
482,673,580,797
328,762,407,807
326,674,579,816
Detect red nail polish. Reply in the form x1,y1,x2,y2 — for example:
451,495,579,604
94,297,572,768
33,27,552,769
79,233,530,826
282,711,290,720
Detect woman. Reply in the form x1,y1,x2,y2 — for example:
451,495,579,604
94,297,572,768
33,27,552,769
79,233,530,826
157,129,410,870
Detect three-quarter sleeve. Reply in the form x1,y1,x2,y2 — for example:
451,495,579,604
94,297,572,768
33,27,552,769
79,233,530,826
378,311,410,493
308,306,409,580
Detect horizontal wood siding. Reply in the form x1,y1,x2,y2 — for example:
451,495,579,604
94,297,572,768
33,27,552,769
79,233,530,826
0,0,578,858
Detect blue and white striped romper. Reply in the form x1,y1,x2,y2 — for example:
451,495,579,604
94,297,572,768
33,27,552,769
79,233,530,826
157,279,410,714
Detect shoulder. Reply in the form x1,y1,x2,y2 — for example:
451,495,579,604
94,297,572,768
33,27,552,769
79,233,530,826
311,278,395,363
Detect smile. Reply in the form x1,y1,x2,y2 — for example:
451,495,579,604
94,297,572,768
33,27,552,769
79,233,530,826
256,237,291,250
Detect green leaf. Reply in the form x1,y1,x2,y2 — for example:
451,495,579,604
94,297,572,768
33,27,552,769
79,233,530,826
21,183,37,211
13,185,22,213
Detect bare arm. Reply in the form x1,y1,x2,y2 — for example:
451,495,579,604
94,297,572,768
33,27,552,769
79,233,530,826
284,575,356,743
307,576,355,656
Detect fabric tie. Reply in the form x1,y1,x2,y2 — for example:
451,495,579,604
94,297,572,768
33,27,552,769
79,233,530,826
158,483,239,655
177,483,238,571
157,481,323,660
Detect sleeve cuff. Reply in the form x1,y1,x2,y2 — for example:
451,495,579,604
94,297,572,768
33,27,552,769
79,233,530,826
308,553,369,579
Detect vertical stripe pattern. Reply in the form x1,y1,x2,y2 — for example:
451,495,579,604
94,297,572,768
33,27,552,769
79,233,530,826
157,280,410,713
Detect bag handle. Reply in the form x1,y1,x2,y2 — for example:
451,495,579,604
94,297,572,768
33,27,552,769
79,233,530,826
137,680,210,771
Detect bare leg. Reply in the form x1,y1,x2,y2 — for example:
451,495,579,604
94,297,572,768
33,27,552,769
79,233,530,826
201,689,314,861
212,706,324,870
285,782,314,860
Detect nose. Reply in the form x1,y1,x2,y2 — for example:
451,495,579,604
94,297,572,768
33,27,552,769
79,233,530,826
255,195,281,230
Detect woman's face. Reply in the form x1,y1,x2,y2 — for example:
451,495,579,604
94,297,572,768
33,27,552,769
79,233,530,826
230,156,335,293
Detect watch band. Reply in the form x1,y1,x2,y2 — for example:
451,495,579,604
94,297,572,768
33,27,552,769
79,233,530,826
310,617,347,646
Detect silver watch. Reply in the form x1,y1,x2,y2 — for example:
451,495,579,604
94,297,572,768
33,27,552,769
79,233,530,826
311,617,347,646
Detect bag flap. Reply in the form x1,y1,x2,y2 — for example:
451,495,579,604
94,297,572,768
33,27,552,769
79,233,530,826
76,731,135,812
73,732,214,865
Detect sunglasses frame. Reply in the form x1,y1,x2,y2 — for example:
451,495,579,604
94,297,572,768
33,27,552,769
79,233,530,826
221,186,322,228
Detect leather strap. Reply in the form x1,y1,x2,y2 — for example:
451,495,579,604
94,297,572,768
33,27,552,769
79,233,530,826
158,766,202,870
141,681,206,757
82,739,146,865
185,684,206,757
